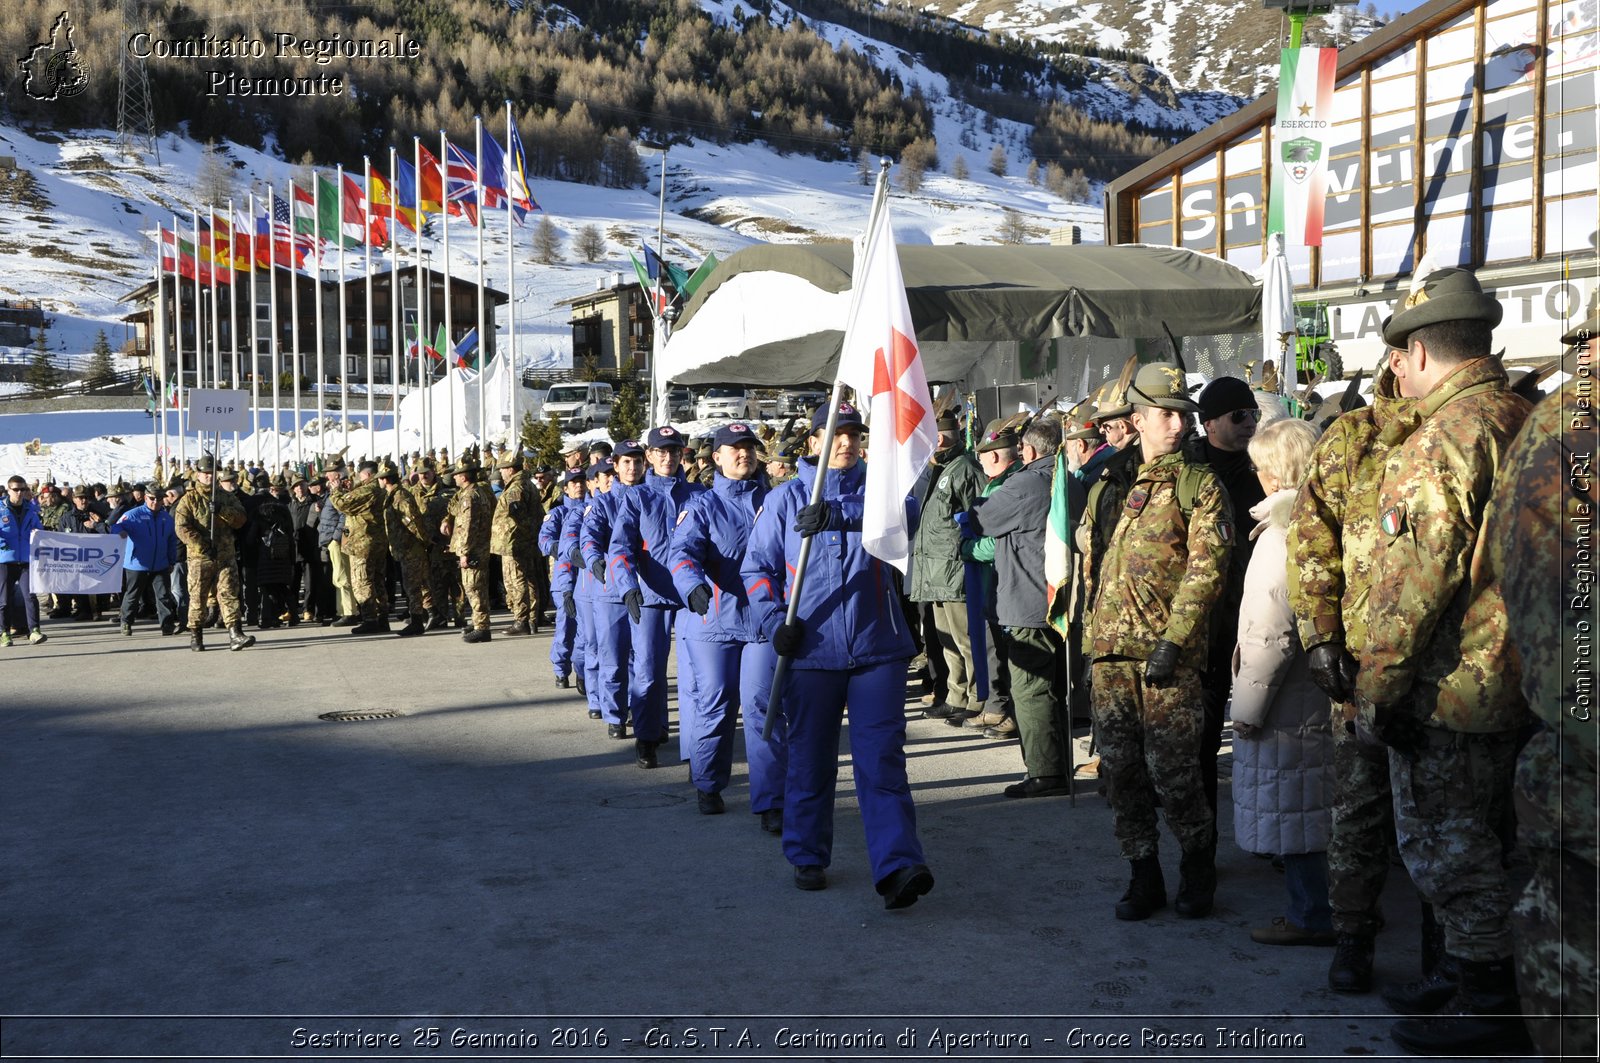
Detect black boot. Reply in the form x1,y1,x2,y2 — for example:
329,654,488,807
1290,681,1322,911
426,610,448,631
228,624,255,651
1330,933,1377,994
1114,855,1167,921
575,674,587,696
1390,957,1533,1055
1174,845,1216,918
349,618,384,635
397,615,426,638
189,628,205,652
1381,954,1462,1013
503,620,531,637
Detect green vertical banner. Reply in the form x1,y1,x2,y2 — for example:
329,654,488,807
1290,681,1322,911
1268,46,1338,247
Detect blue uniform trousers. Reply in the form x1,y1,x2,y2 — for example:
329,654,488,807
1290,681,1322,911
594,598,633,726
681,639,739,794
741,640,788,816
781,660,925,886
578,594,603,714
550,592,581,679
628,605,673,744
675,620,699,761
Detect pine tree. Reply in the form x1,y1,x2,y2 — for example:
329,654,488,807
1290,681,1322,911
533,216,564,265
950,155,969,180
608,359,645,441
1026,159,1040,186
26,329,61,393
84,329,117,390
988,145,1008,177
575,224,606,263
998,209,1028,244
521,410,567,471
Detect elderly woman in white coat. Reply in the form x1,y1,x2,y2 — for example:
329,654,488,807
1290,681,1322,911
1230,417,1335,946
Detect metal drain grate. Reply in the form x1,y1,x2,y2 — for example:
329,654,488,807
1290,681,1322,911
318,709,403,723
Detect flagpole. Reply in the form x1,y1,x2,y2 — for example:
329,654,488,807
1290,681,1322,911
337,164,351,454
414,138,430,458
362,159,376,461
192,207,205,458
312,174,327,459
762,162,891,742
283,181,303,466
475,115,488,449
389,146,403,464
441,130,455,460
154,230,168,474
228,198,242,464
247,194,261,467
266,188,282,472
172,214,186,470
205,206,220,396
505,101,517,454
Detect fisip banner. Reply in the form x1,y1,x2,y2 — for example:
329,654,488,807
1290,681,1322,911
188,388,251,433
28,531,124,595
1269,46,1338,248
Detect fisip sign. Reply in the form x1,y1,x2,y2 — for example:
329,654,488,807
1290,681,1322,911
188,388,251,433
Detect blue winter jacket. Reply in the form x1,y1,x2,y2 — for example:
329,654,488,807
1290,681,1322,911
581,484,632,604
668,472,768,642
609,472,705,609
741,457,918,670
539,496,584,596
0,500,43,564
115,504,178,572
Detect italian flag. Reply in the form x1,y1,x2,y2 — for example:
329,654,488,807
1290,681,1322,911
1268,47,1338,247
1045,448,1073,638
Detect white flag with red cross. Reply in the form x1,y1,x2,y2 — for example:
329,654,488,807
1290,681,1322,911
834,191,936,574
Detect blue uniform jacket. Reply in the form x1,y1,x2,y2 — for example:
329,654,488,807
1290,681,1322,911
115,505,178,571
581,485,632,604
741,458,918,670
0,500,43,564
668,472,768,642
540,497,584,595
609,473,705,608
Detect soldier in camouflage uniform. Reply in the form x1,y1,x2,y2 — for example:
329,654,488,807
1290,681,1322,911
1483,356,1598,1062
444,459,493,643
381,464,433,638
1079,364,1232,922
1286,365,1416,994
1352,269,1532,1056
170,456,254,652
330,460,391,635
491,454,543,637
410,459,455,628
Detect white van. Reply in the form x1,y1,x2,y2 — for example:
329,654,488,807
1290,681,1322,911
543,382,613,430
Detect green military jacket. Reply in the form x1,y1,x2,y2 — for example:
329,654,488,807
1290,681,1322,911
37,501,68,531
172,484,247,564
331,479,389,559
384,484,430,559
1286,368,1414,656
448,481,491,562
411,480,452,551
908,447,986,603
1081,450,1232,669
491,474,541,557
1357,356,1532,733
1483,379,1596,862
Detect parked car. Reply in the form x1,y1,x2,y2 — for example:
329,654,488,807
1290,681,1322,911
696,386,757,420
542,382,613,430
666,386,695,420
780,388,828,417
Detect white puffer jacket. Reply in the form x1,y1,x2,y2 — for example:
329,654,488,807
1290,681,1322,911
1230,489,1333,856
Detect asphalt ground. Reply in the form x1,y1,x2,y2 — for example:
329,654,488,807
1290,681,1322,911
0,611,1478,1063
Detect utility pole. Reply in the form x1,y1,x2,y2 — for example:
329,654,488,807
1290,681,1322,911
117,0,159,162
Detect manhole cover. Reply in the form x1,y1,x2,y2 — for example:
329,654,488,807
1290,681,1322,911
600,792,688,809
318,709,403,723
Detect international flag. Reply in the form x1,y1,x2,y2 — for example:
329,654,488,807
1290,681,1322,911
442,140,480,225
191,220,231,284
158,228,208,284
629,250,668,314
290,181,320,253
451,326,479,370
833,189,935,573
681,253,719,301
479,128,534,221
1268,46,1338,247
407,324,444,362
645,244,691,296
315,174,363,248
415,144,446,216
1045,448,1073,637
505,121,540,214
370,166,417,233
268,195,311,270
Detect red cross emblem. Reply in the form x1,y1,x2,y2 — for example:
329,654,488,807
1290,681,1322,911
870,327,927,444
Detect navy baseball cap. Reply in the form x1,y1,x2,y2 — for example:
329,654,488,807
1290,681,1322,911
612,439,645,458
644,425,685,449
713,422,758,449
812,400,864,431
560,469,586,486
584,460,615,480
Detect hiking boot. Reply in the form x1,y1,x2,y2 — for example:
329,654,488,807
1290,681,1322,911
1390,957,1532,1056
121,623,133,636
349,619,385,635
503,620,531,637
696,790,725,815
396,615,426,638
189,628,205,652
1114,855,1167,921
760,809,783,835
1381,954,1461,1012
426,611,448,631
959,707,1007,730
1174,845,1216,918
877,864,935,910
462,628,491,644
228,624,255,651
1329,933,1377,994
983,716,1019,740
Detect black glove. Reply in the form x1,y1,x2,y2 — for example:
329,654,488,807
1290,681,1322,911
686,584,712,616
1144,639,1181,686
562,591,575,614
773,620,804,657
1307,642,1358,703
590,559,605,582
793,501,836,537
624,589,643,624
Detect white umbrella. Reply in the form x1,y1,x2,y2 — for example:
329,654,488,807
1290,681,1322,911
1261,231,1296,395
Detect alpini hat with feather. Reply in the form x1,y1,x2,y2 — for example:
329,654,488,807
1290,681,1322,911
1381,266,1503,349
1125,363,1199,414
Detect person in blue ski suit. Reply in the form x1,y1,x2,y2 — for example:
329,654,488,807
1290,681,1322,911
607,425,704,769
740,400,935,909
539,469,587,686
582,450,636,736
667,421,786,825
572,460,614,718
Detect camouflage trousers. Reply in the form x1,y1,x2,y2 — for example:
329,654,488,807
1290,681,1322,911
1328,712,1397,936
1389,727,1517,961
392,548,433,617
186,558,242,630
459,560,490,631
347,550,388,621
430,549,461,618
1512,845,1598,1061
1090,659,1214,861
499,549,538,624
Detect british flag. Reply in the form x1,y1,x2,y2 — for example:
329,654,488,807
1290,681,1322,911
443,140,480,226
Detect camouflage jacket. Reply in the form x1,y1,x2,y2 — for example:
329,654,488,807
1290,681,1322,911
37,501,68,531
1483,378,1596,860
448,481,491,561
331,479,389,558
172,485,247,564
384,485,430,559
410,481,452,549
1082,449,1233,669
1357,356,1532,732
1286,368,1414,655
491,474,541,557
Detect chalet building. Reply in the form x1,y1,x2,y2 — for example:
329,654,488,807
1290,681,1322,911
556,276,671,375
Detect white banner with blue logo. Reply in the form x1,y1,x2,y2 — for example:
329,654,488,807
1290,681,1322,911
27,531,124,595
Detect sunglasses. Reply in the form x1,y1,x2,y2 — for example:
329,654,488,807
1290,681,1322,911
1228,409,1261,425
